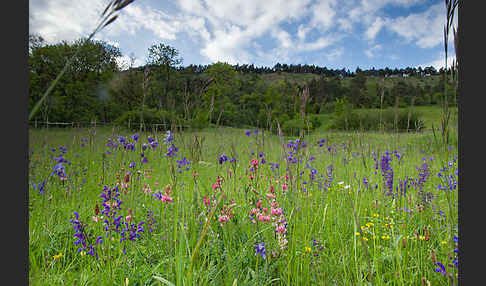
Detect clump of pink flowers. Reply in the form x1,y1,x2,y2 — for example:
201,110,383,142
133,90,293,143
153,184,173,203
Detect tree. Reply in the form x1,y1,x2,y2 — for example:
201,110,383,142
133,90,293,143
146,43,183,111
29,38,121,122
203,62,239,124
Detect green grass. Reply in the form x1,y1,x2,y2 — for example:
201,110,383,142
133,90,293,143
28,125,458,285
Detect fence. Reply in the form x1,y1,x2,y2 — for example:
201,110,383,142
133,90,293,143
28,120,192,131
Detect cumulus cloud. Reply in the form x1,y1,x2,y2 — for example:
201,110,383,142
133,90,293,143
418,54,456,70
29,0,104,43
365,44,383,58
365,17,386,41
385,3,445,48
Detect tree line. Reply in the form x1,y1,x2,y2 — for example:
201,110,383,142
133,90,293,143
28,35,457,132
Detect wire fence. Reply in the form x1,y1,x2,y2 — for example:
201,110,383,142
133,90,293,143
28,120,448,135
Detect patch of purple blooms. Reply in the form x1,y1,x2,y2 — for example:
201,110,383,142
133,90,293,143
380,152,394,196
253,242,266,259
70,212,102,258
176,156,191,172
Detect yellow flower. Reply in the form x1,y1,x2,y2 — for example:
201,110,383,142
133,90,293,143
419,235,426,241
52,253,63,260
355,232,360,236
373,213,379,218
80,251,86,256
363,237,369,242
441,241,448,245
305,247,311,252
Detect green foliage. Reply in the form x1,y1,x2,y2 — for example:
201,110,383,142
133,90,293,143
281,116,313,136
29,38,121,122
189,109,210,130
329,107,425,131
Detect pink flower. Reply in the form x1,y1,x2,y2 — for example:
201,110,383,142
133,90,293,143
161,195,173,203
212,183,220,190
218,215,229,223
271,207,282,216
257,214,271,222
282,184,288,191
249,175,254,180
203,196,210,208
285,174,289,180
126,215,132,221
92,216,100,222
276,224,287,233
266,193,276,199
262,207,268,214
256,199,263,209
250,208,259,216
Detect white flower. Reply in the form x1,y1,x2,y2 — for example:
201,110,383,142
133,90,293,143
338,181,344,185
344,185,351,190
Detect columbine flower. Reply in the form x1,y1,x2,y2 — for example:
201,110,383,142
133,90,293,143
253,242,266,259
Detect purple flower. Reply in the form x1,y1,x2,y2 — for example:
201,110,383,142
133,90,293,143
131,133,139,142
33,180,47,194
253,242,266,259
163,130,174,145
165,145,178,158
219,154,229,164
434,262,447,275
245,130,252,136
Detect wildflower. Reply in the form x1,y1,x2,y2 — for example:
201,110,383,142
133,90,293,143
163,130,174,146
434,262,447,275
218,215,229,224
131,133,139,142
165,145,178,158
33,180,47,194
52,253,63,260
253,242,266,259
257,214,271,222
245,130,252,136
275,224,287,233
219,154,229,164
282,184,288,191
305,247,311,253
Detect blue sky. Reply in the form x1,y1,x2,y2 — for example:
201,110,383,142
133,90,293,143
29,0,457,71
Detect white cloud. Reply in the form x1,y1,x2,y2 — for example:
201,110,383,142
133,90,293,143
115,54,144,70
418,54,456,70
365,17,386,41
384,2,457,49
365,44,382,58
29,0,104,43
325,48,344,62
309,0,337,31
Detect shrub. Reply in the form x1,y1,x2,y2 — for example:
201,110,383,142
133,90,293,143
329,108,425,132
281,117,313,136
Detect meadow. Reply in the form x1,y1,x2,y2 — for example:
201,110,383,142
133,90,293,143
28,124,458,285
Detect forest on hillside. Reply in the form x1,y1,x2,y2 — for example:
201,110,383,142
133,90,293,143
28,35,458,132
